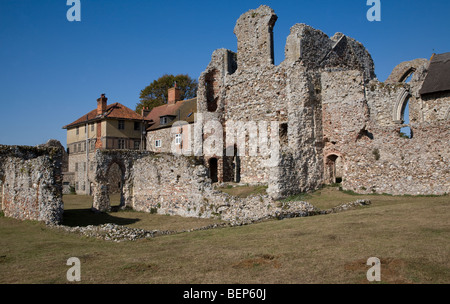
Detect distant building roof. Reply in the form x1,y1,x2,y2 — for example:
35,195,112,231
63,102,147,129
420,52,450,95
146,98,197,131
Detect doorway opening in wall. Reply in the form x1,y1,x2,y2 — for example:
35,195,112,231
209,158,219,183
325,154,343,185
0,176,4,213
106,162,125,212
233,145,241,183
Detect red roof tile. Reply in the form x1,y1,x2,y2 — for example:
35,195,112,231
63,102,148,129
146,98,197,131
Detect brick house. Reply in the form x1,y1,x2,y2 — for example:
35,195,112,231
62,94,151,195
145,84,197,155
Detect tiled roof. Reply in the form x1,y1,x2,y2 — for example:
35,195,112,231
146,98,197,131
420,52,450,95
63,102,148,129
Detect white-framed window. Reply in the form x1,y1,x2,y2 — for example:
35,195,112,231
155,140,162,148
175,134,182,145
118,139,126,149
134,140,140,150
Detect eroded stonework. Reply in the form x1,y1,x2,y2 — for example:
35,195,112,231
0,144,64,225
195,5,449,198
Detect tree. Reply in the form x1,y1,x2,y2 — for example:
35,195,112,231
136,74,198,114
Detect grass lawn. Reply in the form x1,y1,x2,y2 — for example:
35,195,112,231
0,188,449,284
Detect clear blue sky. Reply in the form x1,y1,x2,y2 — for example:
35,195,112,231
1,0,449,147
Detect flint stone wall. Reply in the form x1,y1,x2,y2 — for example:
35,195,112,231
91,150,320,223
321,68,450,196
130,152,318,223
0,145,63,225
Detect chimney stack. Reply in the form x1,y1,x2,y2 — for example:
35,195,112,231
168,83,181,105
141,107,151,117
97,94,108,115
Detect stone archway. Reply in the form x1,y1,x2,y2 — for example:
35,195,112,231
105,161,125,211
91,150,137,213
324,153,344,184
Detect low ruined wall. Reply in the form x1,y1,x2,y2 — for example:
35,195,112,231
342,123,450,196
321,70,450,196
129,152,317,223
0,145,64,225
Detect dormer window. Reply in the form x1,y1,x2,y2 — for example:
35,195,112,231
160,117,168,125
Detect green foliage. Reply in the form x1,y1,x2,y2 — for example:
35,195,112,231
69,186,76,195
281,192,312,202
136,74,198,113
372,148,380,160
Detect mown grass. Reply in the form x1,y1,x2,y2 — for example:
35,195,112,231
218,184,268,198
0,188,449,284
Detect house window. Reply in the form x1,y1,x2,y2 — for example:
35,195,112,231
160,117,168,125
83,162,86,172
175,134,182,145
134,122,140,131
78,143,82,152
118,120,125,130
118,139,126,149
134,140,141,150
75,163,78,172
155,140,162,148
76,127,79,135
75,182,79,191
90,140,95,150
91,124,95,132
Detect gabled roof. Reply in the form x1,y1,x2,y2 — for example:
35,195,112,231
146,98,197,131
420,52,450,95
63,102,148,129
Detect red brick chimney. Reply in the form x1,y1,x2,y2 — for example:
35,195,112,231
141,107,151,118
97,94,108,115
168,83,181,105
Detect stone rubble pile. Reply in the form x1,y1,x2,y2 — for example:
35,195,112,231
52,199,371,242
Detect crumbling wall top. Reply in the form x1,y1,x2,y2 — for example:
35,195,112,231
234,5,277,69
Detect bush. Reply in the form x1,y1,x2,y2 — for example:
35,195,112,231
372,148,380,160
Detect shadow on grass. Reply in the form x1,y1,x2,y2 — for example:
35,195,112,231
62,208,140,227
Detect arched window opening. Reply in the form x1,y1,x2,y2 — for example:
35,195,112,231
400,68,415,83
205,69,219,112
399,98,413,139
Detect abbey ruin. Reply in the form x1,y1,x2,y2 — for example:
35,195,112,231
1,6,448,224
